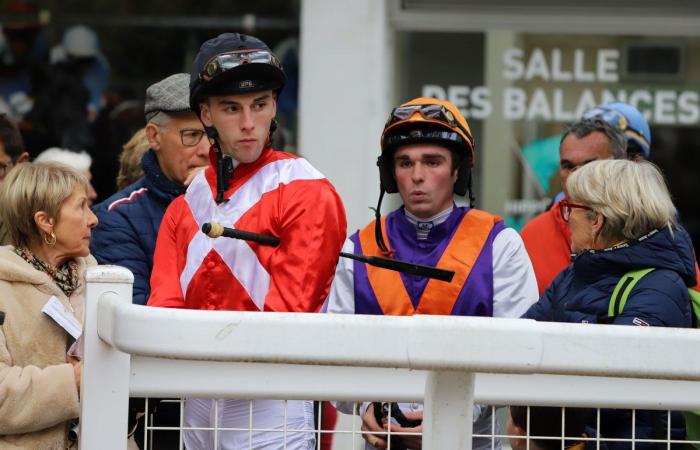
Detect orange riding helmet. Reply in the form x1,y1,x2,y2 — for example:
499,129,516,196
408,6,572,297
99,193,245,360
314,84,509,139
373,98,476,253
378,97,475,196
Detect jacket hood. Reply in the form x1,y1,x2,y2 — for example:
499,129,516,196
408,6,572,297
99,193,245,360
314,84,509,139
573,226,697,287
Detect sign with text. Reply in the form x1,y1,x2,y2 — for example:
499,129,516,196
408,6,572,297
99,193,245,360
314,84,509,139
424,47,699,125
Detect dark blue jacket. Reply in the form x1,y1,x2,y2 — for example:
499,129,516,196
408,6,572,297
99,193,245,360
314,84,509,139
524,226,696,450
525,226,695,326
91,150,186,305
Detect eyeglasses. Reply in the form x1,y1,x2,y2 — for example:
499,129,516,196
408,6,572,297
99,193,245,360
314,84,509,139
559,200,592,222
200,49,282,82
179,128,206,147
386,104,473,146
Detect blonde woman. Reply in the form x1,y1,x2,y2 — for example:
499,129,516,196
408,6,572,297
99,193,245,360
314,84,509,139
0,162,98,449
524,159,695,450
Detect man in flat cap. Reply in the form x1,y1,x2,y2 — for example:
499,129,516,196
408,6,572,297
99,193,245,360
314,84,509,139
91,73,210,305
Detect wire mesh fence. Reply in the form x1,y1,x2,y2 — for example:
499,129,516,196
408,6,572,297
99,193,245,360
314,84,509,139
129,398,700,450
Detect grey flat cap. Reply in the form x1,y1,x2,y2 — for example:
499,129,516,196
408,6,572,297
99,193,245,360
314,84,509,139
144,73,192,122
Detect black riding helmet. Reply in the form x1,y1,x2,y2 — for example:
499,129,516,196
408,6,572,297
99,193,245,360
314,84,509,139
189,32,286,114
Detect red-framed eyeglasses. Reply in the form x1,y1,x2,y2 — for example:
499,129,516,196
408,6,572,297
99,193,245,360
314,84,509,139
559,200,592,222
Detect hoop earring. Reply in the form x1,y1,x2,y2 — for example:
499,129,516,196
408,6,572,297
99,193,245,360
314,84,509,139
44,231,56,246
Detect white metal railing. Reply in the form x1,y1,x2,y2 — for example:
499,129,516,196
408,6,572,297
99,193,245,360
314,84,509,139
78,266,700,449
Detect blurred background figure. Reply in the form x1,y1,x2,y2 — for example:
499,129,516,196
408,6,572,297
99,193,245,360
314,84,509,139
35,147,98,205
0,113,29,183
273,36,299,150
116,127,148,190
49,25,110,122
90,96,145,201
24,24,109,155
0,0,49,117
0,113,30,245
0,161,97,449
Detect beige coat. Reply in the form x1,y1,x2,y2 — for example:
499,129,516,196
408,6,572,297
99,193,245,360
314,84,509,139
0,246,96,450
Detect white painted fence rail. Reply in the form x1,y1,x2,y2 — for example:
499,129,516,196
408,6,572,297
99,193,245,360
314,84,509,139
79,266,700,449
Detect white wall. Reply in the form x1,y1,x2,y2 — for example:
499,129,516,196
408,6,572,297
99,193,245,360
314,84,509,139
299,0,394,233
480,31,518,216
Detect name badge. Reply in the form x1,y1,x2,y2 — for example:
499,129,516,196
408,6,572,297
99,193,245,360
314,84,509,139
42,296,81,340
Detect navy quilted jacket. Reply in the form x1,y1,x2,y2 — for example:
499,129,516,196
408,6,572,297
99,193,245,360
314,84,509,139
524,226,695,327
90,149,186,305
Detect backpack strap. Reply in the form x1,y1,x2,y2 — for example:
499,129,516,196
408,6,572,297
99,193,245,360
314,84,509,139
689,289,700,328
608,268,656,318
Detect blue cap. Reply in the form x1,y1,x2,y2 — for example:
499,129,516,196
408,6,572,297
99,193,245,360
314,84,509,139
583,102,651,159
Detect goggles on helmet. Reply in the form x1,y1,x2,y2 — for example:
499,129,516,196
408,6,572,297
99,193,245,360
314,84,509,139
583,107,650,148
386,103,473,147
199,49,282,82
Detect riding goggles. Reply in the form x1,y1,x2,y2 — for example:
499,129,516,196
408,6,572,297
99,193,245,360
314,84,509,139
199,49,282,82
386,103,473,146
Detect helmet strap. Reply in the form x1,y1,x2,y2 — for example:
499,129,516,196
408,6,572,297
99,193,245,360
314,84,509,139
266,119,278,148
371,188,392,255
205,126,233,204
466,169,475,208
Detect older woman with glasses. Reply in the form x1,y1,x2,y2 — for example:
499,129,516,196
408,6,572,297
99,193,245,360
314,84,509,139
524,159,696,450
0,162,98,449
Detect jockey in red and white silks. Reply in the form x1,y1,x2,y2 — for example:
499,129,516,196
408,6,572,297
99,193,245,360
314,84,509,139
149,148,346,312
149,147,346,449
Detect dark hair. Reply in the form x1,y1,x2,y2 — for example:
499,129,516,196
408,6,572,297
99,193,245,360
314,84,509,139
0,114,24,158
561,118,626,159
449,148,465,173
510,406,592,450
626,140,645,160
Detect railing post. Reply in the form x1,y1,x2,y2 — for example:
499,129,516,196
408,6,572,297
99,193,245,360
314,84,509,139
79,265,134,450
422,370,475,450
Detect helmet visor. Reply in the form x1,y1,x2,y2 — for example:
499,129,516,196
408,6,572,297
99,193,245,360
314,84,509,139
386,104,473,147
383,129,465,149
200,49,282,82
